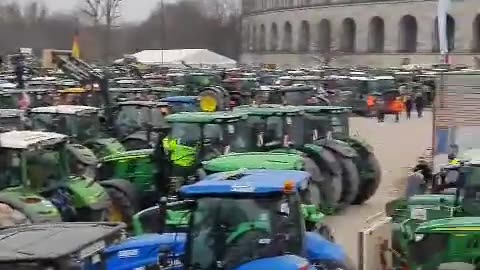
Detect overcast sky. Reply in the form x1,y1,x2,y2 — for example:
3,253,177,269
13,0,163,23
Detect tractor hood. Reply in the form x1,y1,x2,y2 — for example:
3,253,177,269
416,217,480,233
407,194,456,207
0,188,61,222
103,233,186,270
102,148,153,162
234,255,313,270
202,152,304,173
67,177,110,209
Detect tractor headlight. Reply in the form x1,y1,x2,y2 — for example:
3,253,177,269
415,233,425,242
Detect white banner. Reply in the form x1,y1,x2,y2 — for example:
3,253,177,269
437,0,452,54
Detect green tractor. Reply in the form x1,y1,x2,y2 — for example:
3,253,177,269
201,105,382,211
200,105,355,212
96,111,251,208
384,159,480,269
28,105,125,159
0,130,115,226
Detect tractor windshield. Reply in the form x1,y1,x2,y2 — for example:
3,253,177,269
115,105,169,137
0,95,17,109
408,233,449,267
30,113,101,142
187,196,302,270
283,90,315,106
0,116,23,132
0,150,23,189
169,121,251,153
247,116,283,148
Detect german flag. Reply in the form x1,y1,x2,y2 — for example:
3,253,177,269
72,29,80,59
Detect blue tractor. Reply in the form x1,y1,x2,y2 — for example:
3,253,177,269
101,170,353,270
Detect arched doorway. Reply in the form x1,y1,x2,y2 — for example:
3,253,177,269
252,25,257,51
282,21,293,52
270,23,279,51
298,20,310,52
432,14,455,52
259,24,266,51
398,15,418,52
340,18,356,52
317,19,331,53
472,15,480,52
367,16,384,52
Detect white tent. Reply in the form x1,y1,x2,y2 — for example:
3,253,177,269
116,49,237,68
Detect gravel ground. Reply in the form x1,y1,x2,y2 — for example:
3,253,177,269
325,111,433,265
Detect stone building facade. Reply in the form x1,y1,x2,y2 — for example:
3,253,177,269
240,0,480,67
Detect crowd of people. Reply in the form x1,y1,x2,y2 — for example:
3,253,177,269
374,91,426,123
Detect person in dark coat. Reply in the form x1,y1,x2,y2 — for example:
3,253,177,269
415,92,424,118
404,94,413,119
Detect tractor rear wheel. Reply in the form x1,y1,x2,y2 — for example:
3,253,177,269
336,156,360,207
352,153,382,204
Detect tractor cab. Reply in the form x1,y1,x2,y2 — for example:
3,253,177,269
8,88,54,109
279,86,329,106
401,217,480,270
221,77,257,107
0,130,112,224
132,170,349,270
233,105,305,150
57,87,102,107
0,92,18,109
0,222,125,270
300,106,351,141
0,109,25,132
114,100,171,150
165,111,251,165
28,105,124,158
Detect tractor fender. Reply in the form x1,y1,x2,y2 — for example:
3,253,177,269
315,139,358,158
99,179,139,211
345,137,374,154
0,194,61,224
66,143,99,165
304,231,347,262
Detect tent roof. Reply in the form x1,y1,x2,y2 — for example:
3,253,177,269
118,49,236,67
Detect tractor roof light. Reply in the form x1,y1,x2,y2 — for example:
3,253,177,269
284,180,295,194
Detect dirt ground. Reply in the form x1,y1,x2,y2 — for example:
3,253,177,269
325,111,432,264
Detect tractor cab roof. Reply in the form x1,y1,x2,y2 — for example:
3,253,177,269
180,169,310,197
0,222,125,264
0,130,67,149
166,111,248,124
234,104,304,116
299,106,352,114
416,217,480,234
117,100,170,108
278,85,315,92
0,109,23,118
30,105,99,115
160,96,199,103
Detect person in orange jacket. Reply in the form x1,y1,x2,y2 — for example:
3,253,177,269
392,97,404,122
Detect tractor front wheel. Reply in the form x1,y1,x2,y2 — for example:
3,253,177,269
105,187,136,228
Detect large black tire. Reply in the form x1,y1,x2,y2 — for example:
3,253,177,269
100,180,138,228
352,153,382,204
335,155,360,206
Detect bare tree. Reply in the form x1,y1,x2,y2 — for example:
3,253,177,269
80,0,103,26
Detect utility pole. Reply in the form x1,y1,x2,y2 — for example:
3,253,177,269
160,0,165,65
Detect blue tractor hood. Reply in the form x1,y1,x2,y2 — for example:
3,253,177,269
234,254,314,270
102,233,186,270
304,232,347,261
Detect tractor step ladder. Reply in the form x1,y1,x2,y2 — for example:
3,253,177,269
358,212,393,270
